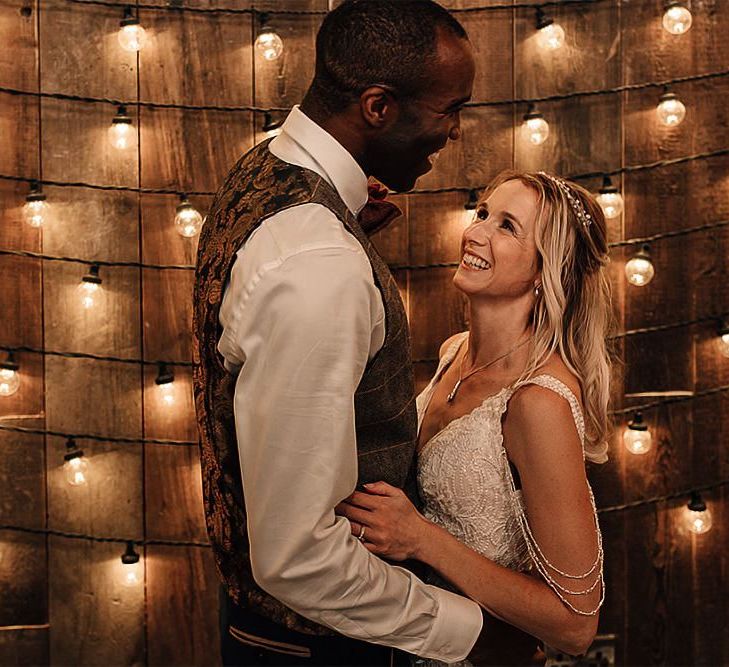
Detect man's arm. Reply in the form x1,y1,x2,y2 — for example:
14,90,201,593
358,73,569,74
220,240,482,662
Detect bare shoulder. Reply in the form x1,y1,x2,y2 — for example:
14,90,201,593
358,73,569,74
438,331,467,359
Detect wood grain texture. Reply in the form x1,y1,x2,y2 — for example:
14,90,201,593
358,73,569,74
146,545,220,667
0,0,38,90
0,530,47,626
0,422,45,528
0,627,49,666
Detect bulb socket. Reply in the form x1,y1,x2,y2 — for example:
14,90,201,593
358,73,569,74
719,316,729,337
633,243,652,261
176,195,193,213
82,264,102,285
523,104,544,121
155,363,175,386
0,352,19,372
687,491,706,513
599,175,619,195
627,411,648,432
262,112,282,134
63,437,85,462
464,189,479,211
112,105,132,125
26,181,46,203
659,90,678,104
535,8,554,30
122,541,140,564
120,6,140,27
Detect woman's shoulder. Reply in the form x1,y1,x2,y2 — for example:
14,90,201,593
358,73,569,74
523,354,584,410
438,331,468,360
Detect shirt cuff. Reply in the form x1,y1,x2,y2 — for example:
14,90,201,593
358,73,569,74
419,586,483,663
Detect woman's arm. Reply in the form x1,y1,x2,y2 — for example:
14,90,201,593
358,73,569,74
336,385,602,656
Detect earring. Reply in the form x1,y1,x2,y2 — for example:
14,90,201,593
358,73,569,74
534,284,542,298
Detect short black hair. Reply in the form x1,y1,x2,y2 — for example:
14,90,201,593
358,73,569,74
305,0,468,116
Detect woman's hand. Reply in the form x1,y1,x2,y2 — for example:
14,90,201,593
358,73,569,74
334,481,432,561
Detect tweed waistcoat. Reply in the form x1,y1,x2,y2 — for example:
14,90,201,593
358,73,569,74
192,140,420,636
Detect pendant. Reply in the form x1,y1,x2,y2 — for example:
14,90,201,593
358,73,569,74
446,379,461,403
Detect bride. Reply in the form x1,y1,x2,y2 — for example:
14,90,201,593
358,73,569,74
336,170,613,665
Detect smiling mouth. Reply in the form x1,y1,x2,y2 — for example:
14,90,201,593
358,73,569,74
461,252,491,271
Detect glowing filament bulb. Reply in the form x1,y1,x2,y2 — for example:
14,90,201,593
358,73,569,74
78,265,102,310
121,542,142,586
463,189,479,226
623,412,652,455
255,14,284,61
535,8,565,51
262,112,283,139
0,354,20,397
596,175,624,219
109,106,134,150
63,439,90,486
156,363,175,406
118,7,147,52
625,244,655,287
718,318,729,358
24,183,48,228
175,196,204,238
686,493,712,535
656,91,686,127
662,2,693,35
522,105,549,145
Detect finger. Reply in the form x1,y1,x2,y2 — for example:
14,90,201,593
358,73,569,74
363,481,401,497
348,491,383,510
337,503,374,526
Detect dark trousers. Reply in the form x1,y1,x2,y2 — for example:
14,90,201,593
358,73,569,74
219,586,409,667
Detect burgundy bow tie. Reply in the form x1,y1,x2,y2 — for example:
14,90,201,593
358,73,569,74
357,182,402,235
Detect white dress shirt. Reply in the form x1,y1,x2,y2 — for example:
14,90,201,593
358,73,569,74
217,106,483,662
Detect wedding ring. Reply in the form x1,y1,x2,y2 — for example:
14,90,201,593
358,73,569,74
357,525,366,542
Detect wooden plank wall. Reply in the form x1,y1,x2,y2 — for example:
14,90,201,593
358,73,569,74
0,0,727,665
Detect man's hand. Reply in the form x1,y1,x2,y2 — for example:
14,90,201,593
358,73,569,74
334,481,432,561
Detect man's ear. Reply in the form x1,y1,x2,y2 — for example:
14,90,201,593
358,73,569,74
359,86,399,129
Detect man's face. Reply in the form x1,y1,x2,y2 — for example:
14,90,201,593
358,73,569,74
370,32,475,192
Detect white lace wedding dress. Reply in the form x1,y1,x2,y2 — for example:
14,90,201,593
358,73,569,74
413,333,589,667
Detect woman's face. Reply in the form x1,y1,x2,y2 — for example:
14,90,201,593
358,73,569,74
453,179,541,301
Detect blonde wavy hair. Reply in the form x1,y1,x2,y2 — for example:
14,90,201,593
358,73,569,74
480,170,614,464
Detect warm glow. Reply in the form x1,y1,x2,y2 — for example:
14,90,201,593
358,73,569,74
23,199,48,228
596,191,624,219
78,281,100,309
657,96,686,127
537,23,565,50
719,333,729,358
0,368,20,397
118,24,147,52
122,560,142,587
623,427,652,455
662,5,693,35
175,202,204,238
686,506,712,535
108,121,134,150
625,256,655,286
63,456,89,486
523,117,550,145
255,30,284,61
159,382,175,406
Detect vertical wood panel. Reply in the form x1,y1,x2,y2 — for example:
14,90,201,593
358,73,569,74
0,531,47,626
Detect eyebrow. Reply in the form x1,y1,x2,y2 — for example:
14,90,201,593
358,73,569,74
503,211,524,230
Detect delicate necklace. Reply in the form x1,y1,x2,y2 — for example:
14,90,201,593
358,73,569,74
446,336,531,403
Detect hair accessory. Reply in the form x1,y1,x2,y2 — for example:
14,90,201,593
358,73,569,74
538,171,593,229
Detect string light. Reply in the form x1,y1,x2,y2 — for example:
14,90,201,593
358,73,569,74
535,8,565,51
463,189,479,225
521,104,550,145
117,5,147,52
262,112,283,139
662,1,693,35
685,492,712,534
254,12,284,61
625,244,655,286
656,89,686,127
717,316,729,358
623,412,652,455
595,175,624,219
174,195,204,238
63,438,90,487
0,352,20,397
78,265,102,310
23,181,48,228
155,363,175,406
120,541,142,586
108,105,134,150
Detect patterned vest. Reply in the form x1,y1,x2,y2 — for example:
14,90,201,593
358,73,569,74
192,141,420,635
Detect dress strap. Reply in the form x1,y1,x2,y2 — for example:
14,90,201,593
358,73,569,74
433,332,469,384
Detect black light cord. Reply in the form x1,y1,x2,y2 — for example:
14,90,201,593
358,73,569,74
0,423,196,447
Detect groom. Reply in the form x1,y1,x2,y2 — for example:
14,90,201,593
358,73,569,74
193,1,481,665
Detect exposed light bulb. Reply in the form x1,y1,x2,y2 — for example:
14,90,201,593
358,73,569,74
686,492,712,535
535,9,565,51
262,112,283,139
108,105,134,150
717,317,729,358
463,189,479,226
522,105,549,145
155,363,175,406
623,412,652,455
121,541,142,586
255,14,284,61
0,353,20,397
23,182,48,228
656,91,686,127
625,244,655,287
596,175,624,219
662,2,693,35
78,265,102,310
118,6,147,52
63,438,90,486
175,196,204,238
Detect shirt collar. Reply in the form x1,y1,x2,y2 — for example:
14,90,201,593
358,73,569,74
273,106,369,217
